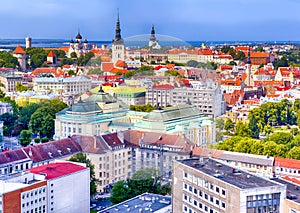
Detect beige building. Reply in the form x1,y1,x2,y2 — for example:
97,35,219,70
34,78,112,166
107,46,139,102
72,135,132,193
33,76,91,95
173,158,286,213
0,73,22,92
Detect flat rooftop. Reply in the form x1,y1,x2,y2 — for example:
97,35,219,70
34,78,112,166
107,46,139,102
179,158,279,189
98,193,171,213
272,178,300,203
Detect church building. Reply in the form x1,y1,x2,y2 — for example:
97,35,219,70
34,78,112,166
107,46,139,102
68,32,90,57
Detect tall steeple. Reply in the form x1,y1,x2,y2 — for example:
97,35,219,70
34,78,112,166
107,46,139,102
114,9,122,42
246,46,251,64
150,24,156,42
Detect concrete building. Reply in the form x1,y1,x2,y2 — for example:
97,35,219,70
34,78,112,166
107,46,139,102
33,76,91,95
134,104,215,147
273,178,300,213
122,130,194,179
173,158,286,213
146,83,225,118
0,72,22,92
28,162,90,213
0,102,13,114
98,193,171,213
0,172,47,213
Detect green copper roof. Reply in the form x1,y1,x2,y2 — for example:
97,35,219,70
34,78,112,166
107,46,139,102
66,101,101,114
84,92,117,104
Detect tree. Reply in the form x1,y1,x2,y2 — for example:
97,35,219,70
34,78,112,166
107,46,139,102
235,51,245,60
186,60,198,67
224,118,234,131
248,113,260,139
229,61,237,66
287,146,300,160
215,118,225,130
70,52,77,58
29,107,54,138
262,141,278,156
69,153,97,195
19,130,32,146
16,82,31,92
17,103,40,129
257,47,264,52
0,51,19,68
234,121,250,137
265,132,293,145
110,181,131,204
0,113,18,136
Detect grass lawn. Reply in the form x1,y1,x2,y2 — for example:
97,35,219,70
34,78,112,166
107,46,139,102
90,209,98,213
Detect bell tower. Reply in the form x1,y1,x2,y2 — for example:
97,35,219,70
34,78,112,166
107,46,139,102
112,10,125,64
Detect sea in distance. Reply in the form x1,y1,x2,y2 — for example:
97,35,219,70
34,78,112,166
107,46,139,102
0,38,299,51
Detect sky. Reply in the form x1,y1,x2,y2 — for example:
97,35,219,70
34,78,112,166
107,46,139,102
1,0,300,41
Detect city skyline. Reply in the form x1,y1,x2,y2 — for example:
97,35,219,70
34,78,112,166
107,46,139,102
1,0,300,41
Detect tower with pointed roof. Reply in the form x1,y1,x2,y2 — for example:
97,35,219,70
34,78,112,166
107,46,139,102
13,45,26,71
112,10,125,65
245,46,253,86
148,25,161,49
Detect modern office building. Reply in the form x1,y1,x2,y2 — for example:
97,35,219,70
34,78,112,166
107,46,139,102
172,158,286,213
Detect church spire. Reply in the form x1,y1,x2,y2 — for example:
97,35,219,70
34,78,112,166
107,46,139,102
150,24,156,42
114,9,121,41
246,46,251,64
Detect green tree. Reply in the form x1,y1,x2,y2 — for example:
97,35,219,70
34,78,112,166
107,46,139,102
234,121,251,137
67,70,76,76
60,57,74,66
216,136,244,151
19,130,32,146
0,113,18,136
257,47,264,52
248,113,260,139
224,118,234,131
287,146,300,160
15,82,31,92
88,68,103,75
235,51,245,60
229,61,237,66
265,132,293,145
186,60,198,67
0,52,19,68
110,181,131,204
262,141,278,156
17,103,40,129
70,52,77,58
215,118,225,130
69,153,97,195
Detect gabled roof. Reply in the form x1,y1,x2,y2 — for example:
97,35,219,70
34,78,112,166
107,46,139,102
23,138,82,163
0,149,31,165
192,147,224,158
28,162,87,180
250,52,269,58
122,130,194,153
152,84,174,90
101,62,114,72
71,135,110,154
47,50,56,57
31,68,63,77
115,60,126,68
102,132,124,148
13,45,26,54
274,157,300,170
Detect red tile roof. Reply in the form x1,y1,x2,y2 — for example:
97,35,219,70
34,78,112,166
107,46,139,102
115,60,126,68
31,68,64,77
101,132,124,148
152,84,174,90
28,162,87,180
274,157,300,170
0,149,30,164
250,52,269,58
13,45,26,54
101,62,114,72
23,138,82,163
47,50,56,57
192,147,224,158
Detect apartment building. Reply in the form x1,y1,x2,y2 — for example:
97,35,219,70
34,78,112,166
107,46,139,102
28,162,90,213
146,84,225,118
0,73,22,92
72,135,132,193
173,158,286,213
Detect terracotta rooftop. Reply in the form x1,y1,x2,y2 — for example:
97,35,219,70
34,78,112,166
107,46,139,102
47,50,56,57
274,157,300,170
13,45,26,54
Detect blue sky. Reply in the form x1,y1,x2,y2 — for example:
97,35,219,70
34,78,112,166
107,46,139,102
1,0,300,41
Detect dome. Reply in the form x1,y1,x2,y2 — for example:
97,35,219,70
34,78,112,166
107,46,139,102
84,39,88,43
76,32,82,39
70,39,74,43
